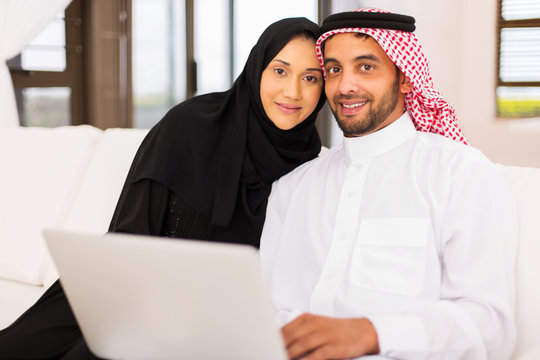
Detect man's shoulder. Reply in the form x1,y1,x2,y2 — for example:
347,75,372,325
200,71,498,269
414,131,493,171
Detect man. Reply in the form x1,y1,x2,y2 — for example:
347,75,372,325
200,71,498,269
260,8,518,360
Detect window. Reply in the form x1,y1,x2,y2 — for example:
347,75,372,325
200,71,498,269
497,0,540,118
132,0,186,129
7,0,132,129
7,0,84,127
134,0,319,129
8,0,323,130
232,0,318,78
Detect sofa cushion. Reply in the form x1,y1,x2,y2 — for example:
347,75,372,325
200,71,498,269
0,279,46,330
0,125,102,286
42,128,148,286
497,165,540,360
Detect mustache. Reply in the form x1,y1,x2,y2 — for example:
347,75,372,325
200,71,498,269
333,94,372,103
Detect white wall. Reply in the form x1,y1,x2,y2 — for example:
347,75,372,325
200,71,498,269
331,0,540,167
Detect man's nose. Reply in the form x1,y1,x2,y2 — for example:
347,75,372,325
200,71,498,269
338,70,359,94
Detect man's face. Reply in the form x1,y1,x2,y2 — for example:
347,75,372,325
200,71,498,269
323,33,409,137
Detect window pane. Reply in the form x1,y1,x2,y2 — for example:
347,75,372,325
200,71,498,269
233,0,318,78
502,0,540,20
19,87,71,127
132,0,186,129
499,27,540,82
497,87,540,117
21,16,66,71
195,0,230,94
21,48,66,72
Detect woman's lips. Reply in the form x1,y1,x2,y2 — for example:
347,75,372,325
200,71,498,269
275,102,301,114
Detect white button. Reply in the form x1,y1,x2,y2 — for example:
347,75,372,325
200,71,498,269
347,191,355,199
326,271,337,279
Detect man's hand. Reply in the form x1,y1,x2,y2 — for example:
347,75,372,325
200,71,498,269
281,313,380,360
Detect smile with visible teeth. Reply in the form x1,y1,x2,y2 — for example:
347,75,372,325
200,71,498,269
342,101,367,109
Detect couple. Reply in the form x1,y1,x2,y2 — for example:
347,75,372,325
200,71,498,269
0,7,517,360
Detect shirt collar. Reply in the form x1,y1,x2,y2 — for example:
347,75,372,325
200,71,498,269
343,112,416,163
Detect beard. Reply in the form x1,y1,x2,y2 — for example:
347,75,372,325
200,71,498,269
332,77,401,137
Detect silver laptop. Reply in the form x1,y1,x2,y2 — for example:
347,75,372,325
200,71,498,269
43,228,287,360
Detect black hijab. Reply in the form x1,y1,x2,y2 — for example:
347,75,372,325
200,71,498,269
127,17,325,229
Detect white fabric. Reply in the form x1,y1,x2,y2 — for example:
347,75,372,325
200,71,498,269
496,165,540,359
260,113,518,359
0,125,101,285
42,128,149,287
0,278,45,330
0,0,73,127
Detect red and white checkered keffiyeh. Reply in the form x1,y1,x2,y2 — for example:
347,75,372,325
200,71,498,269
315,7,468,144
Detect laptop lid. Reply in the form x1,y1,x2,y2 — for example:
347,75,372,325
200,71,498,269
43,228,287,360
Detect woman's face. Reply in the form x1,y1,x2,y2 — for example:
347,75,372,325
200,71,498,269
260,36,323,130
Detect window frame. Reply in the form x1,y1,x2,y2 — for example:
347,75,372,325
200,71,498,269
8,0,85,126
496,0,540,117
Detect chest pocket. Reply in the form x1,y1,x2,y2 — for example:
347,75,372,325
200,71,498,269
350,218,430,296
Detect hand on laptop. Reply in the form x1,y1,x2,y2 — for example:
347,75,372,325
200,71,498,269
281,313,379,360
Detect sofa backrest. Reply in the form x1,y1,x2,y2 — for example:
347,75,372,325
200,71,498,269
43,127,149,286
0,125,148,287
497,164,540,360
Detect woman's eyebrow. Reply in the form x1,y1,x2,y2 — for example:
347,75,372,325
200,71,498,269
272,59,322,73
272,59,290,66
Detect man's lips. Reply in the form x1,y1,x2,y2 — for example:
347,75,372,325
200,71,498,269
275,102,301,114
339,100,368,115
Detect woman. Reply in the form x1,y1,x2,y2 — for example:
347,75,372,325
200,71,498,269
0,17,325,359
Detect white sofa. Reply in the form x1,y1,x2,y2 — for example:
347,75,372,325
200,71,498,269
0,125,149,328
0,125,539,359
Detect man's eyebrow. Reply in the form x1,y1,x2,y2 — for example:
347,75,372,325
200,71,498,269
355,54,381,63
324,54,381,65
323,57,339,65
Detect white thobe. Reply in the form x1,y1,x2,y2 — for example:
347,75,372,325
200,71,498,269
260,113,518,359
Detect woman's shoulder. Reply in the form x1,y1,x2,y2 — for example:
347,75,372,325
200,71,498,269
274,144,343,187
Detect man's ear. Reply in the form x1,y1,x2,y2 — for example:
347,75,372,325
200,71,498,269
400,73,413,94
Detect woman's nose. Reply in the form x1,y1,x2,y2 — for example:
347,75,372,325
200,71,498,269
283,78,301,100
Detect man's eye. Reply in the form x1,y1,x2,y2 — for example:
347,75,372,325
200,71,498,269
361,64,373,71
326,66,340,74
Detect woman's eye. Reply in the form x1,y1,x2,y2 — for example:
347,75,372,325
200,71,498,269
304,75,318,82
274,68,285,76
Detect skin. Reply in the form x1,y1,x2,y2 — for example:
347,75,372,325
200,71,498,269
280,33,413,360
260,36,324,130
323,33,412,137
282,314,379,360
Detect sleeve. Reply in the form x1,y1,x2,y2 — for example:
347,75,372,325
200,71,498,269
259,180,294,326
369,160,518,360
259,181,284,283
108,178,170,236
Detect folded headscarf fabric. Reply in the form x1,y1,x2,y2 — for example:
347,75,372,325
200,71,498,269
316,7,468,145
126,17,325,229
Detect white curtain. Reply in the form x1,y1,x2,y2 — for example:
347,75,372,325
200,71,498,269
0,0,73,127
